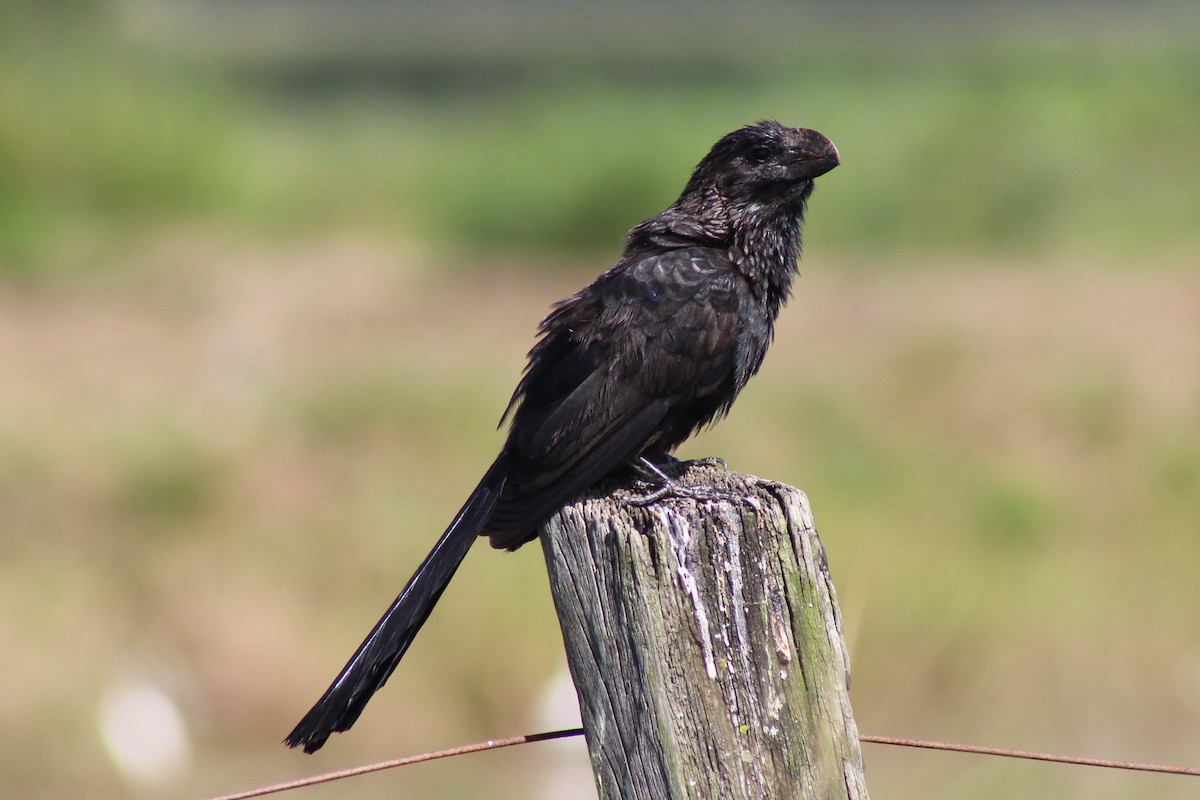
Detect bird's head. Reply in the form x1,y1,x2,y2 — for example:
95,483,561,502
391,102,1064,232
687,120,840,209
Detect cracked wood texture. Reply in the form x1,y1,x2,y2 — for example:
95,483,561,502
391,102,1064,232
539,464,869,800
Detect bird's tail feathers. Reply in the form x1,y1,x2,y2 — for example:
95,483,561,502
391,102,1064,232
283,453,510,753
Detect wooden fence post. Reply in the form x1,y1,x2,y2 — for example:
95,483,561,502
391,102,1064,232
539,463,869,800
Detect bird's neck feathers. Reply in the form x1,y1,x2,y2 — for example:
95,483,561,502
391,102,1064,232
626,182,808,316
728,196,806,314
624,184,729,250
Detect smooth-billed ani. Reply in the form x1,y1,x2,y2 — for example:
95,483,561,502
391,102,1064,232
285,120,839,753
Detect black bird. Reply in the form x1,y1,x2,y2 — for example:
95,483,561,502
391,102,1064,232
285,120,839,753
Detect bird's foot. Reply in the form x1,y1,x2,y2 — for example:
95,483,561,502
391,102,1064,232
622,456,734,506
637,453,729,474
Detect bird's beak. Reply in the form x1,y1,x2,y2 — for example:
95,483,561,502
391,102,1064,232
788,131,840,180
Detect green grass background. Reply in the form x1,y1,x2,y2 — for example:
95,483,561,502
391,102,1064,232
1,2,1198,799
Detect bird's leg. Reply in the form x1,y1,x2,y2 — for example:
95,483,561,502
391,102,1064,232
622,455,734,506
626,457,681,505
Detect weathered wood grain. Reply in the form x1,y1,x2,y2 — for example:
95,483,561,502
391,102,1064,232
540,464,868,800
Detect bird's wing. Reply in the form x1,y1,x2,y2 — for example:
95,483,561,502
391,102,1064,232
486,247,744,548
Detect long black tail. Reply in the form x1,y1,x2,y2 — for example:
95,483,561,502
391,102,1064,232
284,454,510,753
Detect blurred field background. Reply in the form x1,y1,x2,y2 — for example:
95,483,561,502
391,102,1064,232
2,1,1199,798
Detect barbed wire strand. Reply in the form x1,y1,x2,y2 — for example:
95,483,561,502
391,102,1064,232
204,728,583,800
859,734,1200,776
203,728,1200,800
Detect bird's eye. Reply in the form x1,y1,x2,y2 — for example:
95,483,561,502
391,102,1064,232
744,143,774,164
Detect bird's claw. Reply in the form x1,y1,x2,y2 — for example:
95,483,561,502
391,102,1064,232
686,456,728,471
621,456,736,506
